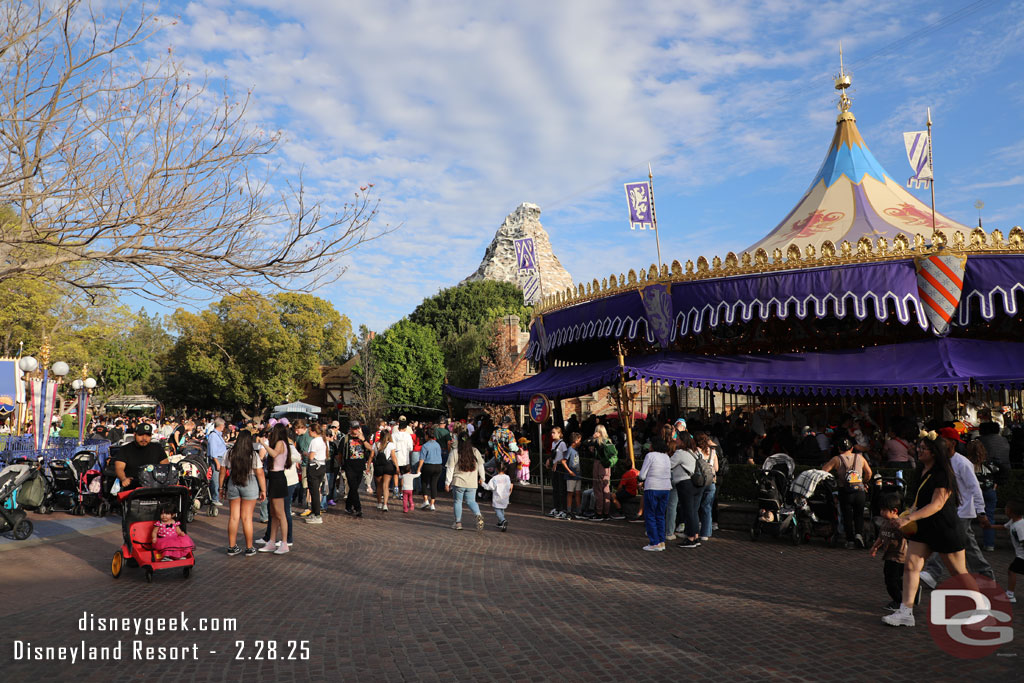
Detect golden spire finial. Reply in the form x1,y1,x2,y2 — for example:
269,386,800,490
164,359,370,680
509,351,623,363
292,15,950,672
834,41,853,118
40,337,51,370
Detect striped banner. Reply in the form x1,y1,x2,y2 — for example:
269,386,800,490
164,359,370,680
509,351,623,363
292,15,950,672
29,377,60,450
915,253,966,336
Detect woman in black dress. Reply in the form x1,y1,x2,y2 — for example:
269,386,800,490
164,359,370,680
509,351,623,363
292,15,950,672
883,435,970,627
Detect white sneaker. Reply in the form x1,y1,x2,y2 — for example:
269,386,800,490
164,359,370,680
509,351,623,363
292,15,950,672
919,571,937,590
254,538,268,546
665,534,678,541
1007,591,1017,604
547,508,558,517
642,544,664,552
257,543,278,553
273,544,290,554
675,524,686,533
377,502,383,510
213,501,224,507
382,504,388,512
430,504,436,511
305,515,323,524
420,502,431,510
882,607,915,627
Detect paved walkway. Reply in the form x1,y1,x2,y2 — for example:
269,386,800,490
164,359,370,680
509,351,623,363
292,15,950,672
1,495,1021,681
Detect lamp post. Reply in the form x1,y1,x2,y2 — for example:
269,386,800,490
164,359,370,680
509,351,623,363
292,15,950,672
71,367,97,445
21,340,70,450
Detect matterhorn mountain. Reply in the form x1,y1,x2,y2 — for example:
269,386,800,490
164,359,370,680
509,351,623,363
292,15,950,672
461,202,574,296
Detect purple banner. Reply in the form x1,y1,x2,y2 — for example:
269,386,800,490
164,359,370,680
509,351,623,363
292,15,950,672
513,237,537,271
624,181,652,229
641,284,673,349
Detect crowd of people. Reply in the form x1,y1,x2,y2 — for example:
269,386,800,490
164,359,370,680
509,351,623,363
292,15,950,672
53,402,1024,632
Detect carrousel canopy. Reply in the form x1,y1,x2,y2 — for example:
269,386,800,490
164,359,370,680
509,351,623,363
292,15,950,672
446,69,1024,404
517,73,1024,365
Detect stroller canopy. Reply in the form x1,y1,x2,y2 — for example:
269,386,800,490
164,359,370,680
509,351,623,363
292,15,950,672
761,453,796,478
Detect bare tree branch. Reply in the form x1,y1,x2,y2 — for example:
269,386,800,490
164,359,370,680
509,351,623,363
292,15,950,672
0,1,392,300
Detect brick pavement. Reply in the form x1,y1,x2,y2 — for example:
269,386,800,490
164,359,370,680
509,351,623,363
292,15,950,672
0,494,1021,682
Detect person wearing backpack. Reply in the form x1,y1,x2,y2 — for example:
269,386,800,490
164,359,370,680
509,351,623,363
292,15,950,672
560,433,584,519
823,435,873,549
545,427,568,518
695,432,720,541
670,432,705,549
588,425,618,521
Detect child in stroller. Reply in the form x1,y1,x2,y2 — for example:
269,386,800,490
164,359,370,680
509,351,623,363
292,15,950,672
749,454,800,544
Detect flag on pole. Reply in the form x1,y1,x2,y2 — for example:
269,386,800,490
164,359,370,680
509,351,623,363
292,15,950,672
624,181,653,230
903,130,933,189
29,377,59,450
513,237,542,305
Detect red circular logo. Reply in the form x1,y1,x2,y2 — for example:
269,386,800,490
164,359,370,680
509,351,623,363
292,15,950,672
927,573,1013,659
528,394,549,424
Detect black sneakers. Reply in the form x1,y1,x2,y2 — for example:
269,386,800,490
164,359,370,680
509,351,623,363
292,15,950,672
677,539,701,549
227,546,243,556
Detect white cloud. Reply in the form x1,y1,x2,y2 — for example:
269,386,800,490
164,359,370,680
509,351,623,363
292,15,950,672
139,0,1024,331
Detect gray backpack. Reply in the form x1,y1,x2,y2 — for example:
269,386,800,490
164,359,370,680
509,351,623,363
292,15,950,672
690,453,714,488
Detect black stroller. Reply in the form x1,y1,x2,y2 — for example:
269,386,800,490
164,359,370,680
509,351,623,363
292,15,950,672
0,460,40,540
169,448,218,522
791,469,842,546
749,454,800,544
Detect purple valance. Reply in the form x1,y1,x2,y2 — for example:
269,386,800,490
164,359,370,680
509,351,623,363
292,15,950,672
528,254,1024,361
447,339,1024,404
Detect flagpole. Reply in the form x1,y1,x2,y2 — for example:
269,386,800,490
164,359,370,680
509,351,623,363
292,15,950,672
927,107,936,237
648,163,663,272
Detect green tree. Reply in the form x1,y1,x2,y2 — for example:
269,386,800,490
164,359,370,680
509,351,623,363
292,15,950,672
409,280,530,341
371,319,445,409
160,291,355,415
408,280,530,395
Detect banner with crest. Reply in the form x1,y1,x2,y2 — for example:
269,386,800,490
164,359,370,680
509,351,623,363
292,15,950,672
0,359,16,415
624,181,653,230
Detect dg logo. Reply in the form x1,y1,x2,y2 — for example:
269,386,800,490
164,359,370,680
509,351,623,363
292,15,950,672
929,574,1013,659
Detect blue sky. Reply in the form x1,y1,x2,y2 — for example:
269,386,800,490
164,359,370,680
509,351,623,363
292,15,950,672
141,0,1024,333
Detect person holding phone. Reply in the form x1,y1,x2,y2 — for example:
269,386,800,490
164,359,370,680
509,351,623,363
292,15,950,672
341,421,372,517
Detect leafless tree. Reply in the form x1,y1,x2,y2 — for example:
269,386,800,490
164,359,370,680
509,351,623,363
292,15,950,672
0,1,389,301
350,327,386,425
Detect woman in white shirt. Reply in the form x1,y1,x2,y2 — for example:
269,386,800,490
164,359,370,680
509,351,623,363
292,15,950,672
304,423,328,524
219,430,266,556
638,437,672,552
671,432,705,549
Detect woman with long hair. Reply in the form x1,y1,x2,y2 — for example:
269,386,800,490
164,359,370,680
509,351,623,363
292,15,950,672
823,434,873,548
445,439,486,531
589,425,617,521
220,429,266,556
303,422,328,524
670,432,704,549
374,430,397,511
257,423,292,555
883,436,971,626
694,432,720,541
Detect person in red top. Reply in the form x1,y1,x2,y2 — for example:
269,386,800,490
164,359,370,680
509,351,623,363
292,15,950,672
610,467,641,520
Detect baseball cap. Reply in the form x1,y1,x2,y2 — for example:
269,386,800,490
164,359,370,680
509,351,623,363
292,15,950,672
674,418,687,430
135,423,154,436
331,420,340,428
938,426,963,443
349,420,361,429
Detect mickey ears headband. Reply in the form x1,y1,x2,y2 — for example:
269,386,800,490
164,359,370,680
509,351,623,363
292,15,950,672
919,429,939,441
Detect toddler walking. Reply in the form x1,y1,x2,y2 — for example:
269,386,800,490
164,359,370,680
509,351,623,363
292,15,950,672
152,506,195,561
516,438,531,484
1003,499,1024,603
482,463,513,531
401,469,421,513
870,492,917,611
